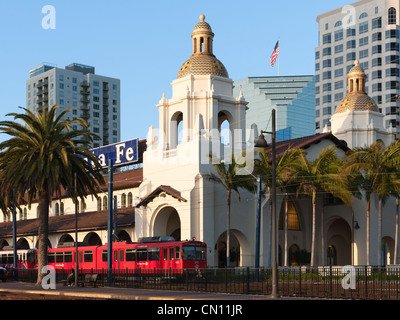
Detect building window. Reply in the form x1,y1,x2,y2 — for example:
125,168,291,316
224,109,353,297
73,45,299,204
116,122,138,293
322,33,331,44
334,44,343,54
386,30,399,39
359,37,368,47
372,17,382,29
346,28,356,37
322,47,331,56
386,42,399,52
359,12,368,20
359,21,369,34
372,32,382,42
334,29,343,42
347,40,356,49
359,49,369,59
388,7,397,25
279,199,301,231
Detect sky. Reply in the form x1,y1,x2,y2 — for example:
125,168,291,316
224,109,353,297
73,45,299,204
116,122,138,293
0,0,353,143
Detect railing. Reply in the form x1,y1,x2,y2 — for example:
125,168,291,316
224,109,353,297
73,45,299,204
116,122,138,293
15,266,400,300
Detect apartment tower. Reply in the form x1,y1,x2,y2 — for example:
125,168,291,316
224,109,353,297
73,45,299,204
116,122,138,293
26,63,121,147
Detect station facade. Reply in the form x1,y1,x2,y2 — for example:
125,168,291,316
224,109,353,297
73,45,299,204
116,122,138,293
0,15,398,268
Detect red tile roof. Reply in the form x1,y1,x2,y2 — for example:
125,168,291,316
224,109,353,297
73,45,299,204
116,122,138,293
263,132,349,156
0,207,135,237
136,185,187,208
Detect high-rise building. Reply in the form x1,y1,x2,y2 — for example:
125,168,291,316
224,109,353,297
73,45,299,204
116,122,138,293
315,0,400,139
234,76,315,141
26,63,121,147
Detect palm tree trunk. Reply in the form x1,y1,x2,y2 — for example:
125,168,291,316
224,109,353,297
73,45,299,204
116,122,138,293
284,194,288,267
310,191,316,267
226,190,231,268
321,205,325,266
36,189,50,286
367,197,370,266
395,196,399,264
378,198,382,266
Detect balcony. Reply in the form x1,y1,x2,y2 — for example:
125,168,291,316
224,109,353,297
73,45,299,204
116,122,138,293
80,96,90,104
80,81,90,87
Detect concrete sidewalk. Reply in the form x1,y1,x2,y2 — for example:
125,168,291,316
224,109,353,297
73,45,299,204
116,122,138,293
0,281,276,300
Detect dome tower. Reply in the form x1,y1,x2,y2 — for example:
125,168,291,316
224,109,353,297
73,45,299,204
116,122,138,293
334,60,379,114
177,15,229,79
330,61,394,148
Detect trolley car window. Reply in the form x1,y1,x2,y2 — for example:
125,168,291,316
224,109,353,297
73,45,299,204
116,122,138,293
137,248,147,261
126,249,136,261
27,252,36,264
148,247,160,261
84,250,93,262
163,248,168,260
56,252,63,263
175,247,180,260
48,252,55,263
102,250,107,262
64,251,72,263
182,246,206,260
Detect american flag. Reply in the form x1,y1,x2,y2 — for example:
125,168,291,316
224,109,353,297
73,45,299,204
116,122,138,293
270,41,279,67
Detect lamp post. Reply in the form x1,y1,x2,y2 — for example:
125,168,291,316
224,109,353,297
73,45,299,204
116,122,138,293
255,109,278,298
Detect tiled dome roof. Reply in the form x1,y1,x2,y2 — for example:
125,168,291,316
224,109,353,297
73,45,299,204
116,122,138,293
177,55,229,79
335,60,379,114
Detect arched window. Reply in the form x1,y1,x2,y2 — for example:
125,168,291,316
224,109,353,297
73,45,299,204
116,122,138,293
128,192,133,207
55,203,60,216
97,197,102,211
60,202,64,215
121,193,126,208
170,112,183,148
334,20,342,28
359,12,368,19
389,7,397,25
279,198,301,231
103,196,108,211
23,208,27,220
218,111,231,147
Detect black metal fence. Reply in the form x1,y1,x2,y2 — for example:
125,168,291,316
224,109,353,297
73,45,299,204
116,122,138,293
14,265,400,299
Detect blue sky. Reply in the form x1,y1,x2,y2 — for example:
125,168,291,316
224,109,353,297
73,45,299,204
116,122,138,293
0,0,352,143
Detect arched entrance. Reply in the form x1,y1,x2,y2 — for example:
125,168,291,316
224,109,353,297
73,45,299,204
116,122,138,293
327,218,351,266
83,232,102,246
215,231,241,268
58,234,74,247
17,238,30,249
153,206,181,241
0,240,9,250
117,230,132,243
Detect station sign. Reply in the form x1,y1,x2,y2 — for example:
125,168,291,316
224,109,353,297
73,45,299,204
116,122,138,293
87,138,139,168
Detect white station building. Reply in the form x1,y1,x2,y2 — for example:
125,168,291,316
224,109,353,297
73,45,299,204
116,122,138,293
0,15,398,268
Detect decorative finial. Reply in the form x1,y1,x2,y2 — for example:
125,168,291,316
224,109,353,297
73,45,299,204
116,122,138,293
354,60,359,65
200,14,205,22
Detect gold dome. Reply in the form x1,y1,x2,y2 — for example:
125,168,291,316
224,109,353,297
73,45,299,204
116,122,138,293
177,15,229,79
335,60,379,114
177,55,229,79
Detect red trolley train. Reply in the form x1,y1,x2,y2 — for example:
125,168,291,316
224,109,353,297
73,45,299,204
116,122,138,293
1,237,207,272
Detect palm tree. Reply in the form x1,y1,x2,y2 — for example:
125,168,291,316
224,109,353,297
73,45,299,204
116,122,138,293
0,105,104,285
295,145,351,267
344,140,400,265
254,147,305,266
207,154,255,268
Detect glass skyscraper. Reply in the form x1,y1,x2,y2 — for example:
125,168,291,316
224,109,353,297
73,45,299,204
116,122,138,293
234,75,315,141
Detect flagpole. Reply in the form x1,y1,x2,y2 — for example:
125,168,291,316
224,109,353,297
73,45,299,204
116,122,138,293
278,38,280,77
